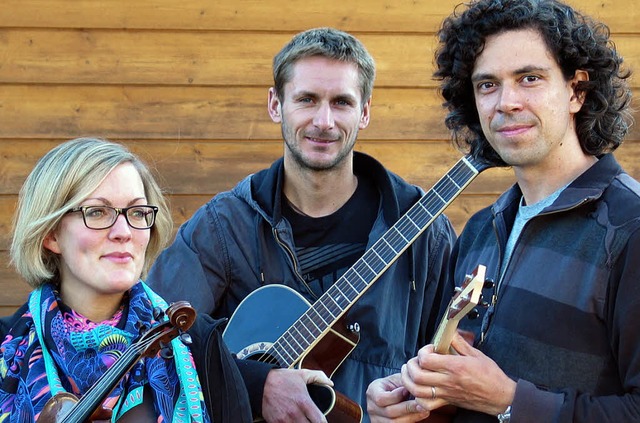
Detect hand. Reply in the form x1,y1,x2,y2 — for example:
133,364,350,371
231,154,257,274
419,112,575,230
366,373,430,422
402,332,515,416
262,368,332,423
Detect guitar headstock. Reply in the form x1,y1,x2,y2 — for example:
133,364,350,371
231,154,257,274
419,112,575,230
448,265,486,322
432,264,486,354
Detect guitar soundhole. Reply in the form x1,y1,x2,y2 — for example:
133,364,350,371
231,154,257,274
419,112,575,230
236,341,275,361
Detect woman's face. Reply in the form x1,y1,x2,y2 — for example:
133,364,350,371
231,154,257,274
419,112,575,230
44,162,151,319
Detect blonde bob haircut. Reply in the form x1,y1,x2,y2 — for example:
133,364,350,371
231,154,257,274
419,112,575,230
10,137,173,288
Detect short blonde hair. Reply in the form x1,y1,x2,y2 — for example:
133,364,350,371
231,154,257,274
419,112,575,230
10,137,173,288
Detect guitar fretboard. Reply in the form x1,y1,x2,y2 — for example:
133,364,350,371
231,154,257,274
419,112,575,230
265,155,489,367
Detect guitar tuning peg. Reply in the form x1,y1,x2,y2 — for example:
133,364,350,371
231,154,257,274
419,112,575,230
179,332,193,345
153,307,165,321
467,308,480,320
483,278,495,289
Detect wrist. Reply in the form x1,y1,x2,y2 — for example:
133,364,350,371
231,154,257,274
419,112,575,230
497,405,511,423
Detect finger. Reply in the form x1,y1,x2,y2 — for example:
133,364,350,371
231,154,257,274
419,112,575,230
300,395,328,423
380,372,404,390
369,398,430,420
301,369,334,386
417,343,436,355
373,382,409,408
414,395,449,413
450,331,476,356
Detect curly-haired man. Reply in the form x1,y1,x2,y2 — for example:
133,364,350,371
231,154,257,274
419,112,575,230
367,1,640,422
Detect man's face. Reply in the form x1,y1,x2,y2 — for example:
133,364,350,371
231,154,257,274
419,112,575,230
268,56,371,171
471,29,586,171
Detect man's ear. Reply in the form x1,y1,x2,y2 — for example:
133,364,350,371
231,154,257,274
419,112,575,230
359,97,371,129
43,231,61,254
268,87,282,123
569,69,589,113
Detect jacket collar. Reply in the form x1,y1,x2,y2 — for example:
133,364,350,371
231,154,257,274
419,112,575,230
249,151,418,225
493,153,623,216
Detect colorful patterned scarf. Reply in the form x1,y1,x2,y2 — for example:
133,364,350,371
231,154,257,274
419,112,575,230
0,281,210,423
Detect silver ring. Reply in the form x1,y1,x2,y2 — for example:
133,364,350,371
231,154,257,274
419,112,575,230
431,386,437,400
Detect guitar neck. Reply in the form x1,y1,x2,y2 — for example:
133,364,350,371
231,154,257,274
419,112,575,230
268,155,489,367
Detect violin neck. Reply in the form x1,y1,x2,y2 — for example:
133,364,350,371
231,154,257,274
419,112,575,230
61,343,145,422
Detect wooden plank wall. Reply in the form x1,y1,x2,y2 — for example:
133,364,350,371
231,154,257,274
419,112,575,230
1,0,638,315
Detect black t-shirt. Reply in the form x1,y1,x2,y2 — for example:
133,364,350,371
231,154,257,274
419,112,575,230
282,175,379,298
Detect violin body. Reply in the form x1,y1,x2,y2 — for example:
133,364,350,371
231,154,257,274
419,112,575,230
38,393,112,423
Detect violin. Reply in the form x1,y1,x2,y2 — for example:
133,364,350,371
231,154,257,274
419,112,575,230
37,301,196,423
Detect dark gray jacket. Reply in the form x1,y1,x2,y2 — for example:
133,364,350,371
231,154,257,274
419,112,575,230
454,154,640,422
148,152,456,417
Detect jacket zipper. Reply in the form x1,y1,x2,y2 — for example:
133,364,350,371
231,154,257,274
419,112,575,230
272,227,319,300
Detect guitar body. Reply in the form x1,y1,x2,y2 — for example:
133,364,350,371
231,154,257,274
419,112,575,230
223,285,362,422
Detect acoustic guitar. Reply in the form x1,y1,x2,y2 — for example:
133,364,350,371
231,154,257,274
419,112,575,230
223,155,490,423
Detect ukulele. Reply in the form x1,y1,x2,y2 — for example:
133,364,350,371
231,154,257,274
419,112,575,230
424,264,486,423
37,301,196,423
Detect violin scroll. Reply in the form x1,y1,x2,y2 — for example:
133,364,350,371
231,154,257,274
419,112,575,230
166,300,197,332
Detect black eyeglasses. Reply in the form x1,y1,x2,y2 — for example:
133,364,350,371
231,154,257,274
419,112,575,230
67,205,158,230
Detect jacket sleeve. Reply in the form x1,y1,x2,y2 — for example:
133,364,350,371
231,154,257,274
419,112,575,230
147,204,228,316
511,228,640,422
421,215,457,345
189,314,276,422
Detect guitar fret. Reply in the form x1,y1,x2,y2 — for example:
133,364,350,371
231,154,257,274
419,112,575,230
444,172,464,189
334,284,356,304
303,317,326,339
309,302,333,328
294,322,317,340
417,201,435,221
274,343,296,367
347,270,368,291
279,332,303,362
381,237,400,254
291,325,311,351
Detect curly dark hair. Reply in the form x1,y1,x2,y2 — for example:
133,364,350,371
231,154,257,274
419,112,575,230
435,0,632,166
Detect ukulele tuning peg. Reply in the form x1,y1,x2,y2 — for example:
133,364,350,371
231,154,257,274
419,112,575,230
483,278,495,289
179,332,193,345
153,307,165,321
467,308,480,320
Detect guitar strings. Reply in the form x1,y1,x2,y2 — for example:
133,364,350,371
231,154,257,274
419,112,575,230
252,157,485,369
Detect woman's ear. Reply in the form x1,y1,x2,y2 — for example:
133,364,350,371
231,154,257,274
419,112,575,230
43,232,61,254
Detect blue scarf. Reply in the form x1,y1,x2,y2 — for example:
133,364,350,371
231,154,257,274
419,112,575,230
0,281,210,422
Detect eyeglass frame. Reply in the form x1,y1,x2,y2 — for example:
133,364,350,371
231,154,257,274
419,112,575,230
66,205,158,230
